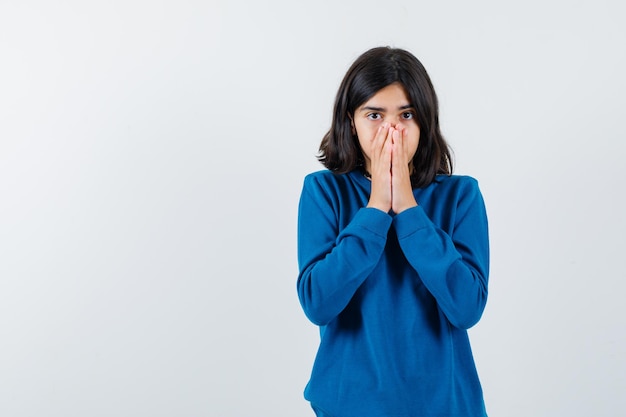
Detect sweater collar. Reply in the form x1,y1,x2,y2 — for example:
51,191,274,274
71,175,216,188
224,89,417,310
348,169,372,190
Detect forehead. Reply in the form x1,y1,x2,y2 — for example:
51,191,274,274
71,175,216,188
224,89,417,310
358,83,411,109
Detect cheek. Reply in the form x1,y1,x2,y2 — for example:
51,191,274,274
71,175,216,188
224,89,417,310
407,125,420,142
354,122,375,140
407,127,420,154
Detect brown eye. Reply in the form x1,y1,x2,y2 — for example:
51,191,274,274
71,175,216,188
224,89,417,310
367,113,381,121
402,112,415,120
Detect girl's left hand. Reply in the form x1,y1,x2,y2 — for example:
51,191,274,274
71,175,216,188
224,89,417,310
391,124,418,214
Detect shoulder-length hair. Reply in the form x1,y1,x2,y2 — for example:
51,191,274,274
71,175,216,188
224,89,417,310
318,46,453,188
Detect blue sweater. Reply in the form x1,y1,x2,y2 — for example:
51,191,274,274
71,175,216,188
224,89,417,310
297,170,489,417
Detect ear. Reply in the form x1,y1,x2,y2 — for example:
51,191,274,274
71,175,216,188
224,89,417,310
348,114,356,135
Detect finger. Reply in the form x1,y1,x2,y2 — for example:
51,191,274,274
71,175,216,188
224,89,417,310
384,136,393,168
379,126,394,158
393,125,409,155
391,130,409,168
379,124,395,157
395,122,404,136
392,128,402,144
374,122,389,142
393,123,405,142
370,123,390,156
400,125,409,150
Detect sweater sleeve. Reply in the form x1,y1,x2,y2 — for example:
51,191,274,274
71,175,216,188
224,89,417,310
393,178,489,329
297,176,393,326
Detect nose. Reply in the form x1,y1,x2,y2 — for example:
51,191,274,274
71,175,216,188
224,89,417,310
386,117,402,128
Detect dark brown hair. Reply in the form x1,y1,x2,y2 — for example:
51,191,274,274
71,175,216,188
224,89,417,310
318,46,453,187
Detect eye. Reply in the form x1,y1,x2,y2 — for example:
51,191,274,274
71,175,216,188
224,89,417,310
366,113,381,121
402,111,415,120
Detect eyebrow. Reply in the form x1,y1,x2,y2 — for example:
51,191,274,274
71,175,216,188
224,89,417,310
360,104,414,112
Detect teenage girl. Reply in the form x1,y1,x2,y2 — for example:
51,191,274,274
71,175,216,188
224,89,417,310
297,46,490,417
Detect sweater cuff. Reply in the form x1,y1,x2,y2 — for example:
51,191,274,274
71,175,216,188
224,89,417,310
351,207,393,238
393,205,431,239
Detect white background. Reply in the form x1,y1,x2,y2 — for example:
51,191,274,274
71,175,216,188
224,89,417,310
1,1,625,416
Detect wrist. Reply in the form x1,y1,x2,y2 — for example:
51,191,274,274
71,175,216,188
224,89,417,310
367,198,391,213
393,201,418,214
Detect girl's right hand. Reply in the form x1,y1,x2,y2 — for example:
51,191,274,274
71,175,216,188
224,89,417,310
366,123,393,213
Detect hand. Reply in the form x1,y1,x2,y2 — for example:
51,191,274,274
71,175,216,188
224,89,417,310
391,123,418,214
366,123,392,212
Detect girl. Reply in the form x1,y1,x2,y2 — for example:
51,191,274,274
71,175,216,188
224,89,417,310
296,47,490,417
